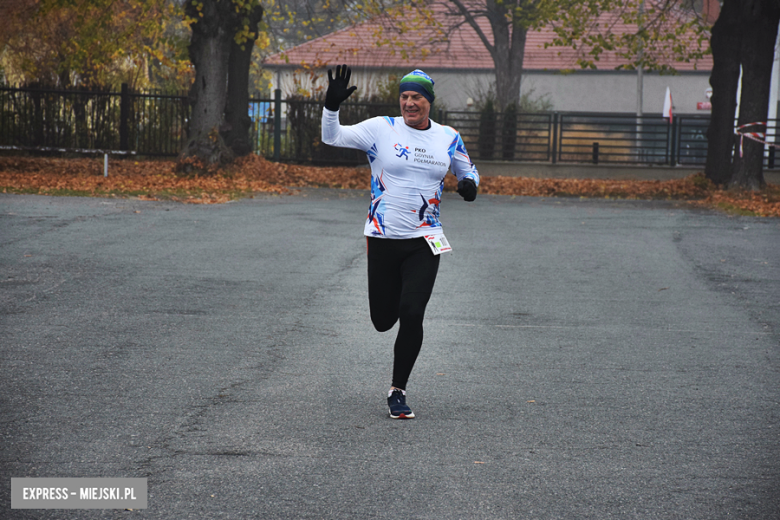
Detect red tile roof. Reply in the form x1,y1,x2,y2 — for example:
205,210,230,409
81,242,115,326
264,2,712,72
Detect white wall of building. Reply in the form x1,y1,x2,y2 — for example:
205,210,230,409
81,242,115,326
267,66,714,116
522,70,712,115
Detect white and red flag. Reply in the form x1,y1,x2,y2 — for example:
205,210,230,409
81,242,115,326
663,87,673,123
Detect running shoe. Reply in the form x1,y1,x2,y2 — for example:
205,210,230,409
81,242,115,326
388,389,415,419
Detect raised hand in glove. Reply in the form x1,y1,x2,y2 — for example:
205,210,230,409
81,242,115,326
457,178,478,202
325,64,357,111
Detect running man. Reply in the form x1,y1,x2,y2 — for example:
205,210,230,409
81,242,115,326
321,65,479,419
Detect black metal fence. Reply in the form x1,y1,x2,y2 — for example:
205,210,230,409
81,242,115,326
553,112,713,167
2,84,778,169
445,110,554,162
0,84,189,155
251,95,400,165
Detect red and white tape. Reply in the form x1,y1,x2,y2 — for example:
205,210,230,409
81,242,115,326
735,121,780,157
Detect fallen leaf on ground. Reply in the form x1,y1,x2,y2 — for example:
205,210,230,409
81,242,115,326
1,155,778,216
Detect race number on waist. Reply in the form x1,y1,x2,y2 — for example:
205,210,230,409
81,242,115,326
424,234,452,255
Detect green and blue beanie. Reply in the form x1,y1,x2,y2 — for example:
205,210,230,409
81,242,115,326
399,70,435,104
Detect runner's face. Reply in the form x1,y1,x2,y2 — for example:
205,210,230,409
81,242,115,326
400,91,431,129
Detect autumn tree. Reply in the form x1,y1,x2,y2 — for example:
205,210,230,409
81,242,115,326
0,0,186,90
182,0,264,165
359,0,709,111
1,0,270,162
706,0,780,190
263,0,359,50
441,0,538,110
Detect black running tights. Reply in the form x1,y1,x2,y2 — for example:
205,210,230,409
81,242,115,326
367,237,440,390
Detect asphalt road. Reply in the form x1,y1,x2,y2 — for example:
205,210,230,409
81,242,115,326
1,190,779,519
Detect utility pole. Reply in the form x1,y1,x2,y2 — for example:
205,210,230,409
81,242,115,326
637,0,645,118
768,32,780,152
636,0,645,159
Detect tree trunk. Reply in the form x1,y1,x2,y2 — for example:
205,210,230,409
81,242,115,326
73,87,91,149
705,0,742,185
501,103,518,160
497,26,526,111
222,4,263,158
447,0,526,111
478,99,496,159
181,0,241,167
488,1,526,110
730,0,780,190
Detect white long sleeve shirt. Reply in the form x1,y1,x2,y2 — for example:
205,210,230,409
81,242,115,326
321,108,479,239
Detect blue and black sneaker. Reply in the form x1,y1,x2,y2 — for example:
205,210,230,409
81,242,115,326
388,388,415,419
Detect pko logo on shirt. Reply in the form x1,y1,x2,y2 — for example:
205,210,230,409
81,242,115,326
394,143,410,160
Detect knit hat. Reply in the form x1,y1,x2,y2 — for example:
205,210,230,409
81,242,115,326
399,70,435,104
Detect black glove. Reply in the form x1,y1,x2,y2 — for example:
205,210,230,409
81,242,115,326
457,178,477,202
325,64,357,111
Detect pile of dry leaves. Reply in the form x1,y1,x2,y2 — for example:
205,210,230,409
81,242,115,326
1,154,778,217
